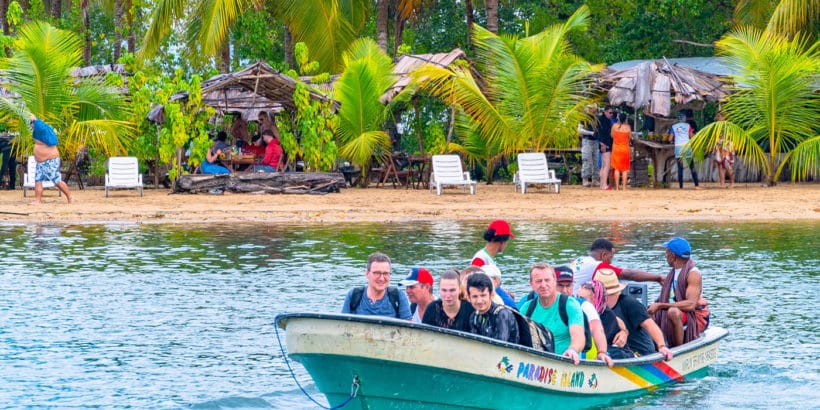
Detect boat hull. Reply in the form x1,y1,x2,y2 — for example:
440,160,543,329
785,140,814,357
277,313,727,409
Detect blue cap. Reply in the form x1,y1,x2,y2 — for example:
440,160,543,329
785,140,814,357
663,237,691,258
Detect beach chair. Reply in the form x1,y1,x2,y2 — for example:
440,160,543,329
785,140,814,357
105,156,143,197
22,156,60,197
430,154,476,195
513,152,561,193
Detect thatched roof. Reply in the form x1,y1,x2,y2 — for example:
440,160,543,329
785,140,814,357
383,48,467,103
600,59,729,117
162,61,338,122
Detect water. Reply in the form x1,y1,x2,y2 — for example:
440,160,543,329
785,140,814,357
0,221,817,409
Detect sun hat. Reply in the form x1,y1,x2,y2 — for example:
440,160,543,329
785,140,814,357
596,268,626,295
662,237,691,259
486,220,514,238
480,265,502,279
399,267,434,287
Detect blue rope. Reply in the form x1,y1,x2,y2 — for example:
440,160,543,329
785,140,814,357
275,323,358,409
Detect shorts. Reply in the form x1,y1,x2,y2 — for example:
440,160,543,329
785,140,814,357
35,157,62,184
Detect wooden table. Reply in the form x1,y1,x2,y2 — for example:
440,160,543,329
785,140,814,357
223,155,258,173
407,154,431,189
631,135,676,185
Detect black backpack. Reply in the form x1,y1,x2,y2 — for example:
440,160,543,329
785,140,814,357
348,286,401,318
493,305,555,353
525,293,592,352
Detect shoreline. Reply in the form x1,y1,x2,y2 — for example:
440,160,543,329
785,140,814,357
0,183,818,225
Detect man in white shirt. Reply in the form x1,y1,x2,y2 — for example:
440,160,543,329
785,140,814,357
668,112,701,189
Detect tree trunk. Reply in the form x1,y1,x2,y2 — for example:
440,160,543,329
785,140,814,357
393,10,405,55
465,0,474,48
82,0,90,64
486,0,498,34
113,0,123,62
219,39,230,73
51,0,61,18
126,0,135,54
377,0,389,52
175,172,345,194
284,25,295,70
0,0,10,56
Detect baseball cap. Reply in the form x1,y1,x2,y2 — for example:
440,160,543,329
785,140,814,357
554,265,574,283
487,220,514,238
481,265,502,278
399,267,434,287
663,237,691,258
596,268,626,295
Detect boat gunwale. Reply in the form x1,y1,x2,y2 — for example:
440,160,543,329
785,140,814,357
276,312,728,367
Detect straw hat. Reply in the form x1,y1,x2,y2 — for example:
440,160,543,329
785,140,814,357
596,268,626,295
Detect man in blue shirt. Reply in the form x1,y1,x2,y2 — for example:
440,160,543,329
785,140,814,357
342,252,412,319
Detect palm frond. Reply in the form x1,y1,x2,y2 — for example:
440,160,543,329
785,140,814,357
140,0,187,58
766,0,820,38
779,135,820,181
280,0,359,72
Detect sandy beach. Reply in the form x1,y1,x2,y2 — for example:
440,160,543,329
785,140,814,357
1,182,818,225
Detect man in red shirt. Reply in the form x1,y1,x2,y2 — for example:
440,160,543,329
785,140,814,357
255,130,283,172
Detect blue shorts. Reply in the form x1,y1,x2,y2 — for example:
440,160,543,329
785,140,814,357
35,157,62,184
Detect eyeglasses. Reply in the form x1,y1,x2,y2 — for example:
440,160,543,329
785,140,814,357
369,271,390,278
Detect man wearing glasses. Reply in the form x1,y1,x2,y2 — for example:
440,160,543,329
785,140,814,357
342,252,412,319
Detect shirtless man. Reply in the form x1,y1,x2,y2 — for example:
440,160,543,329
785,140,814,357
30,114,73,204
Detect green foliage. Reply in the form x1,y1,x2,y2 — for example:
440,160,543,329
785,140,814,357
277,43,338,171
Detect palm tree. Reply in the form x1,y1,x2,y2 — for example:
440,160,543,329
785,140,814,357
411,6,600,171
689,27,819,184
334,38,401,183
0,21,133,159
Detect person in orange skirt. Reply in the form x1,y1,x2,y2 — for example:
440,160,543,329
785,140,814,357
610,113,632,190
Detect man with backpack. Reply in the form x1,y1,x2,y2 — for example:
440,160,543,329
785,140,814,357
519,263,586,365
342,252,412,319
466,272,519,344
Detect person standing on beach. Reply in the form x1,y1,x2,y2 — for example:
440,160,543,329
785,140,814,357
29,114,73,204
611,113,632,191
0,131,16,190
577,104,598,187
669,112,701,189
596,107,615,190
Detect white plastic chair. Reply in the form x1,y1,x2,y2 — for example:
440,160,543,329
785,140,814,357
513,152,561,193
105,156,143,197
22,156,60,197
430,154,476,195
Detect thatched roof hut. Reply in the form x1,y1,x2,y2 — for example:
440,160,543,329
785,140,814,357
599,59,730,117
383,49,467,103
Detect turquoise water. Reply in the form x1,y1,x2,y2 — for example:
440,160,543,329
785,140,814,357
0,221,817,408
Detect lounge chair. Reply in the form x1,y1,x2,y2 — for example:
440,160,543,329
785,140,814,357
513,152,561,193
105,156,143,197
430,154,476,195
22,156,60,197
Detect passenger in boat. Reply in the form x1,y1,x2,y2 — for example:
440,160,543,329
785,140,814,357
341,252,412,319
555,269,613,367
422,269,474,332
480,265,516,308
399,267,436,323
597,269,673,360
519,263,585,365
470,220,514,267
579,280,634,359
458,266,482,301
648,237,703,347
466,272,519,344
586,239,666,286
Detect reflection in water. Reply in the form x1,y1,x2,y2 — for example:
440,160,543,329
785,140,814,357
0,221,817,408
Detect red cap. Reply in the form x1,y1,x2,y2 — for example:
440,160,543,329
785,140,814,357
399,267,434,287
487,220,515,238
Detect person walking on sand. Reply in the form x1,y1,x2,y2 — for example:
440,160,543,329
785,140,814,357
668,112,700,190
30,114,73,204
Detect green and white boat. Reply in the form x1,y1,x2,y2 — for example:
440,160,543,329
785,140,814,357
276,313,728,409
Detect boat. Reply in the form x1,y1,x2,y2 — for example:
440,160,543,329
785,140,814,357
276,312,728,409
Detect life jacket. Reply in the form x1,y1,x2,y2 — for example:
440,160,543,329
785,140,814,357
492,304,554,353
348,286,401,319
524,293,592,352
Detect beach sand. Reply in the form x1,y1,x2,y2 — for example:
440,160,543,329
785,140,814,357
1,182,818,225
